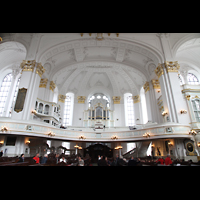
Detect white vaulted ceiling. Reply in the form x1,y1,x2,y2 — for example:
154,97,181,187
34,33,164,98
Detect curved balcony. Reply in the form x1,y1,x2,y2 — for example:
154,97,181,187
0,118,193,142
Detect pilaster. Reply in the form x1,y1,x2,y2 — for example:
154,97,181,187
12,60,45,120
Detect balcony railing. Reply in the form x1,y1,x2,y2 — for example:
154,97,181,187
0,118,192,142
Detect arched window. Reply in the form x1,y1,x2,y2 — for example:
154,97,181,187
124,93,135,126
187,73,199,85
192,98,200,122
0,73,13,116
63,93,74,126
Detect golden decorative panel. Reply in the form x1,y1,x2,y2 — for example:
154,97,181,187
143,81,150,93
133,95,140,103
39,78,48,88
165,61,180,73
151,79,161,89
58,94,66,103
77,96,86,103
50,81,56,92
112,96,121,104
155,63,164,78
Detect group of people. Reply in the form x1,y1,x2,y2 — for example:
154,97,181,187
17,153,85,166
97,154,141,166
97,154,173,166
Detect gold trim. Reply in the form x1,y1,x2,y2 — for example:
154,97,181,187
112,96,121,104
182,88,200,93
50,81,56,92
133,95,140,103
20,60,36,73
58,94,66,103
36,63,45,78
165,61,180,73
39,78,48,88
151,79,161,89
143,81,150,93
77,96,86,103
155,63,164,78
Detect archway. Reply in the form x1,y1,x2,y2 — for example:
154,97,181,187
84,143,113,163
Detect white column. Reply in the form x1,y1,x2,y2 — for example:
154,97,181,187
11,61,45,121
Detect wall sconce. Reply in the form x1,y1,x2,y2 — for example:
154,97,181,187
151,144,155,148
143,132,150,138
115,145,123,150
157,89,161,93
111,135,118,140
74,144,79,148
180,109,187,114
162,111,167,116
0,141,4,147
26,141,30,145
78,146,82,150
79,135,86,140
197,142,200,147
189,129,197,136
48,131,55,136
168,142,173,147
31,110,37,114
1,126,8,132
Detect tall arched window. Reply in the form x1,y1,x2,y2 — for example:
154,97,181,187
0,73,12,116
187,73,199,85
63,93,74,126
124,93,135,126
192,98,200,122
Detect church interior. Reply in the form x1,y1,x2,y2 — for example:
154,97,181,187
0,33,200,166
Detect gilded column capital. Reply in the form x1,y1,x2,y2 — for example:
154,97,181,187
36,63,45,77
39,78,48,88
20,60,36,72
77,96,86,103
112,96,121,104
133,95,140,103
143,81,150,93
58,94,66,103
165,61,180,73
155,63,164,78
151,79,161,89
50,81,56,92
